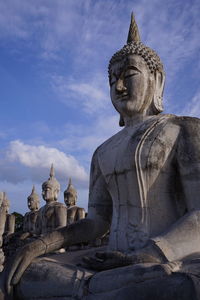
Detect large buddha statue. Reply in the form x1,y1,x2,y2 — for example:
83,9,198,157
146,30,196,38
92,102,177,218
37,164,67,234
23,186,40,236
64,178,86,225
2,14,200,300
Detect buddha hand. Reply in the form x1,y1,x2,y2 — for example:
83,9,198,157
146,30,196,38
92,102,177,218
82,241,167,271
82,251,133,271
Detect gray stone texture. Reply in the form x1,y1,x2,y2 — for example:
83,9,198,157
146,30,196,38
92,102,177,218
1,13,200,300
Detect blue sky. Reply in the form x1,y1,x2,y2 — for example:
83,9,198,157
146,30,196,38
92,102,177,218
0,0,200,214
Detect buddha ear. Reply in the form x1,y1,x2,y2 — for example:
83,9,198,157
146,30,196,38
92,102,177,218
152,71,165,113
119,114,125,127
54,190,59,201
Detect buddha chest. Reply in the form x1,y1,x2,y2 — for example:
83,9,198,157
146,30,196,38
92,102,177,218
39,202,67,234
97,116,180,252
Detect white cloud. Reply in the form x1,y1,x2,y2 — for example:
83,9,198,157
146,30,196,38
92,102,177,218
1,0,199,74
58,114,119,157
179,91,200,118
51,73,111,114
6,140,88,182
135,0,200,80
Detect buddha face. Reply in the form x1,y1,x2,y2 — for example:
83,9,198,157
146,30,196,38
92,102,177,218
42,184,57,203
27,197,38,211
2,201,9,214
64,192,76,208
110,54,156,119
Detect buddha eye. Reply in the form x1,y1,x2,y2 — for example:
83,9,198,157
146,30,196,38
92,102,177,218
125,68,140,78
110,75,117,86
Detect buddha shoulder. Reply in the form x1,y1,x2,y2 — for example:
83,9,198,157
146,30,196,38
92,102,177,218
175,115,200,134
156,114,200,138
174,116,200,160
93,128,127,156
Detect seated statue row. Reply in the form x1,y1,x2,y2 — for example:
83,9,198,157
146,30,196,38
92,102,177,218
23,168,85,236
2,13,200,300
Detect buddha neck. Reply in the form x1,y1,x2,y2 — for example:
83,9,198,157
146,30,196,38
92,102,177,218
124,113,154,127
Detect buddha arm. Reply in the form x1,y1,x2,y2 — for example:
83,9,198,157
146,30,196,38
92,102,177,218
151,118,200,261
23,213,28,232
76,208,86,220
54,205,67,229
6,214,15,235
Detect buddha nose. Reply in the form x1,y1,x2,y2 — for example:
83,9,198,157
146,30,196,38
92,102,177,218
116,78,127,93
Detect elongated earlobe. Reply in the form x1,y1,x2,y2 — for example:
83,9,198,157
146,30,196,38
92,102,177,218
152,71,165,113
119,114,125,127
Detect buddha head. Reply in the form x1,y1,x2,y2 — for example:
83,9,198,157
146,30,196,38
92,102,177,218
27,185,40,211
108,13,165,126
64,178,77,208
42,164,60,204
1,192,10,214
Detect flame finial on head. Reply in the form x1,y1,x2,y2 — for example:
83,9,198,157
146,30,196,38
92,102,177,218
127,12,140,43
32,185,36,194
50,163,55,178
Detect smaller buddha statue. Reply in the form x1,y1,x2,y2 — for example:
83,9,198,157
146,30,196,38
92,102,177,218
64,178,85,225
0,192,6,271
2,193,15,238
23,186,40,236
0,192,6,245
37,164,67,234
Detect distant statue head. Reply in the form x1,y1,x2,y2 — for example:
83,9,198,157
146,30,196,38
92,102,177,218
42,164,60,203
108,13,165,126
27,185,40,211
1,192,10,214
64,178,77,208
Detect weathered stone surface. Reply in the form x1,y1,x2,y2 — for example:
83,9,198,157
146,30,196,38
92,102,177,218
2,13,200,300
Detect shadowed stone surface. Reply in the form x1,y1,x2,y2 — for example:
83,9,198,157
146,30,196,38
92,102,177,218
2,13,200,300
